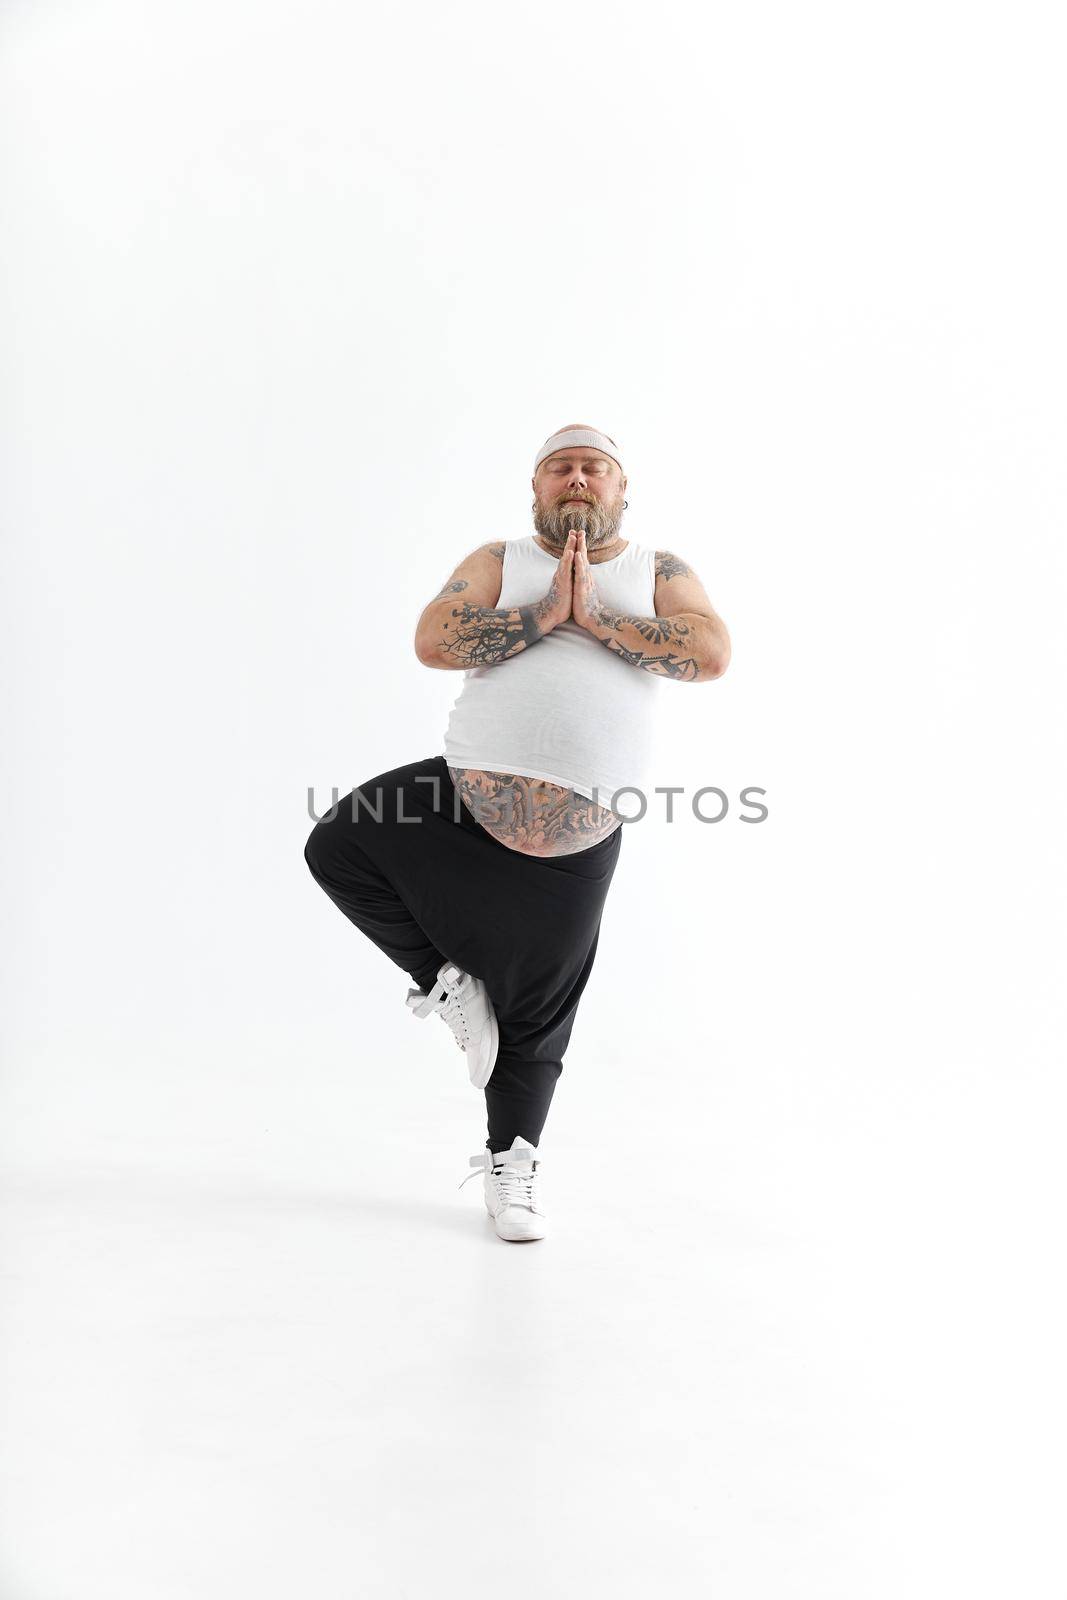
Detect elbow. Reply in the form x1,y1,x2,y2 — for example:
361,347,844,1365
700,641,731,682
415,635,444,668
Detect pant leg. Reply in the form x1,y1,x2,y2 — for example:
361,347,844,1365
483,911,609,1151
304,787,447,996
303,754,623,1150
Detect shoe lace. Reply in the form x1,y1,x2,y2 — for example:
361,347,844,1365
493,1165,538,1208
458,1154,540,1204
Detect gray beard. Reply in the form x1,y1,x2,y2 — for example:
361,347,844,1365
532,493,625,553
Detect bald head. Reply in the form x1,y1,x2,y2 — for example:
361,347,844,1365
552,421,618,443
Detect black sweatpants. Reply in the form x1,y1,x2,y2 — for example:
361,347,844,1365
303,754,623,1149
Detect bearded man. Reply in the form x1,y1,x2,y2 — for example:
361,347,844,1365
304,424,730,1242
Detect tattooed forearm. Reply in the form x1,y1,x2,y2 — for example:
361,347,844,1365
447,767,621,856
592,610,691,647
439,601,545,666
419,542,564,669
600,638,702,680
583,607,706,680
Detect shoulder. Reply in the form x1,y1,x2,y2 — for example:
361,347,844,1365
654,550,695,582
429,540,508,602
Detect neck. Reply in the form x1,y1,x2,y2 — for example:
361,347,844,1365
534,532,628,564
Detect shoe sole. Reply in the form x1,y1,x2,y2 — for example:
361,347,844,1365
487,1214,547,1242
484,1201,546,1241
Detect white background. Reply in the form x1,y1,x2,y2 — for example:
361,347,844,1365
2,2,1065,1595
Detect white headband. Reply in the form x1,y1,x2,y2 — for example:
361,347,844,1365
533,427,624,476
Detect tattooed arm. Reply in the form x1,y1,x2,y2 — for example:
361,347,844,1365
570,534,731,682
414,533,577,669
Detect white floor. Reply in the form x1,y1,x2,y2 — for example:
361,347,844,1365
2,996,1063,1599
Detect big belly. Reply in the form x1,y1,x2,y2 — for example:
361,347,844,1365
447,766,621,858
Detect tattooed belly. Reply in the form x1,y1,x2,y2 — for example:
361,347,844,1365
446,767,621,857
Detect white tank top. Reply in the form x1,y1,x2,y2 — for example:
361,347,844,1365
442,535,661,811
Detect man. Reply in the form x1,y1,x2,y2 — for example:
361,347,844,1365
304,424,730,1242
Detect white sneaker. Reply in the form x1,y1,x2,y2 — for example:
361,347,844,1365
405,962,499,1089
459,1135,547,1242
